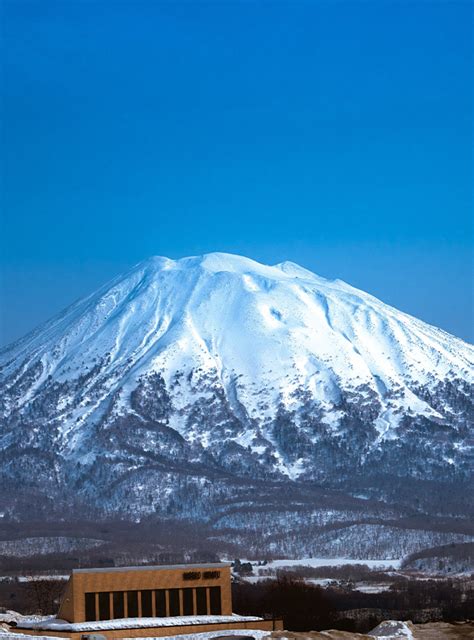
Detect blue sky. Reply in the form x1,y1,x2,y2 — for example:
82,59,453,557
1,0,472,345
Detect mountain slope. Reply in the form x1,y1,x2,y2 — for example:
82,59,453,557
0,253,472,534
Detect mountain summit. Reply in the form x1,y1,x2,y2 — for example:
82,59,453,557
0,253,472,544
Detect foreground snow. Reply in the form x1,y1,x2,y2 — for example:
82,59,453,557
3,615,472,640
369,620,414,639
123,632,270,640
0,633,62,640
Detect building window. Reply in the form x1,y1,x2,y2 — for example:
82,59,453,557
182,588,194,616
168,588,180,616
141,590,152,617
113,592,124,619
85,593,96,621
98,592,110,620
127,591,138,618
196,587,207,615
155,589,166,617
209,586,221,615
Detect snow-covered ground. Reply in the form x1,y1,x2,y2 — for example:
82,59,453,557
252,557,403,570
369,620,414,639
0,575,69,583
0,612,50,625
132,621,416,640
123,632,270,640
0,633,64,640
3,610,471,640
238,557,404,591
0,620,435,640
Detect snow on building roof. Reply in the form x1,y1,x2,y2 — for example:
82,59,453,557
17,614,263,633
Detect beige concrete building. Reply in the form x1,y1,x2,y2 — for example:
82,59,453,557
59,563,232,622
13,563,283,640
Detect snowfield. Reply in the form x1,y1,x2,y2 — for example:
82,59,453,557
2,610,472,640
2,620,465,640
247,557,403,570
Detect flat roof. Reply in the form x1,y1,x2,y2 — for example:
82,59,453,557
72,562,231,575
17,614,262,632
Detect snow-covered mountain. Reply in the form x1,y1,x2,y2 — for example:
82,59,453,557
0,253,473,532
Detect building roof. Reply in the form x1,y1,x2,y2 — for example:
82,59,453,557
17,614,262,632
72,562,231,575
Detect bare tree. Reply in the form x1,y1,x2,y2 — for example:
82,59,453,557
24,577,65,615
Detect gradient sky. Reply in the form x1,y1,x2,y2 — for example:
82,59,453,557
1,0,473,346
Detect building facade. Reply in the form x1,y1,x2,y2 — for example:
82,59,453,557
58,563,231,623
12,563,283,640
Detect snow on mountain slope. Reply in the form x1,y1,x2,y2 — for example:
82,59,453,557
0,253,472,523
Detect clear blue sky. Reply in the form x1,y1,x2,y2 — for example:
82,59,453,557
1,0,472,345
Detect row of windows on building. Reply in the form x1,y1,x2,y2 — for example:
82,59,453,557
84,587,222,621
